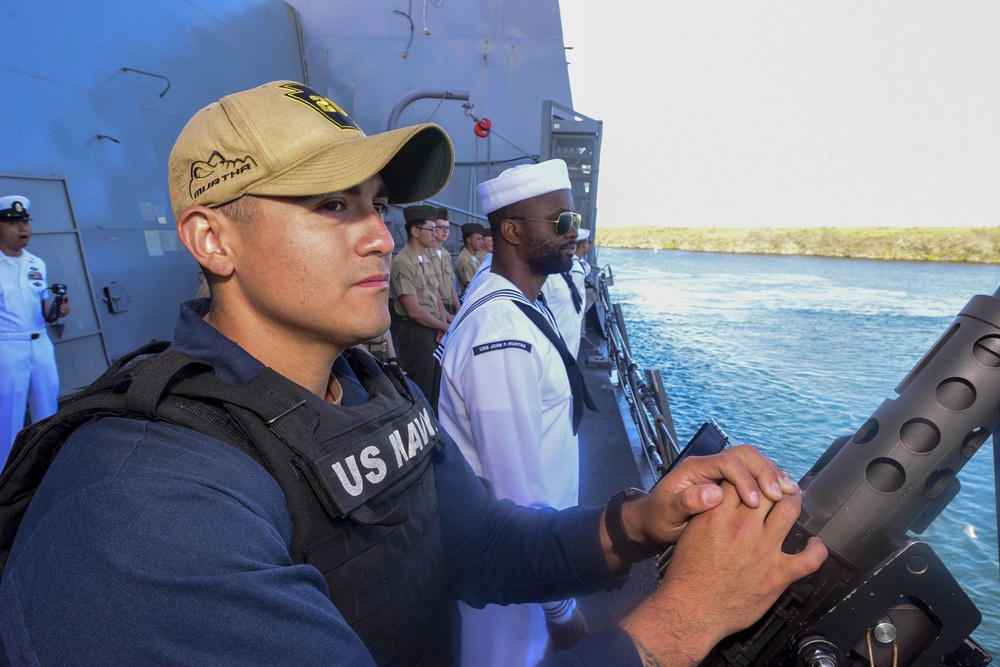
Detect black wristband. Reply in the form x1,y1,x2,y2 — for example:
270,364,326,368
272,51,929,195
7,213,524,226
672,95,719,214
387,356,399,364
605,487,658,563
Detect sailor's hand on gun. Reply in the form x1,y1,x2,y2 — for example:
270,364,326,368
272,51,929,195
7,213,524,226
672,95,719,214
605,444,800,566
620,479,828,667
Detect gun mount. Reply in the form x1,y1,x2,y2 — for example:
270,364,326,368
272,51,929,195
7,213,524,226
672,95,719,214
702,286,1000,666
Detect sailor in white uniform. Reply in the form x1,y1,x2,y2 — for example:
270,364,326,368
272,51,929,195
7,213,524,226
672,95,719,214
0,195,70,463
436,160,589,667
572,228,593,323
540,266,584,359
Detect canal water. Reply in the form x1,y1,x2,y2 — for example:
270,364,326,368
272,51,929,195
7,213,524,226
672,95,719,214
598,246,1000,653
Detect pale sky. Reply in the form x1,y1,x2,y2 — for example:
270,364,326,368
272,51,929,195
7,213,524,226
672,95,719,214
559,2,1000,228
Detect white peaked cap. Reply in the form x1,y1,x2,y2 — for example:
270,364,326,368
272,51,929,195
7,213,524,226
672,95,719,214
576,228,590,241
477,159,571,215
0,195,31,220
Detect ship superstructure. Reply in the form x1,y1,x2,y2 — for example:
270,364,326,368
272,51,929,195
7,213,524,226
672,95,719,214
1,0,601,388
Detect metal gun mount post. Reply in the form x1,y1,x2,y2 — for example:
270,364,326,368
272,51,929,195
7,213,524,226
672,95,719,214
386,90,470,131
704,286,1000,667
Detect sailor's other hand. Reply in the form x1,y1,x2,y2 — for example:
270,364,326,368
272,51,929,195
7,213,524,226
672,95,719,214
620,482,827,665
58,295,71,318
633,444,798,548
544,608,590,654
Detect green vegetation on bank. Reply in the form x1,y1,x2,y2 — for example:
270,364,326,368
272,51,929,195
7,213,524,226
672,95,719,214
595,226,1000,264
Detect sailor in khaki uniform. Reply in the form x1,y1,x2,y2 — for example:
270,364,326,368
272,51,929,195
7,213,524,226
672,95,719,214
0,195,71,462
358,329,398,366
475,226,492,263
428,207,460,315
390,205,450,401
453,222,483,298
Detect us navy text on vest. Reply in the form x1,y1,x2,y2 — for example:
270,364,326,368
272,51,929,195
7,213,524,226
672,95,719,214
327,405,439,498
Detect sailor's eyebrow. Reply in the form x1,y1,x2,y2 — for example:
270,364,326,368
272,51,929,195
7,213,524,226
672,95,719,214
295,182,390,205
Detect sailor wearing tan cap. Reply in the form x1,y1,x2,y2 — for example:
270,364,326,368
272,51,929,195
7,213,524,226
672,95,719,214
390,204,450,401
0,195,71,462
0,81,824,667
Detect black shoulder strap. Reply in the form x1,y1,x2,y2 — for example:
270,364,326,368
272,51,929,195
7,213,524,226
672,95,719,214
0,342,181,572
346,346,416,404
511,301,598,435
0,337,434,579
0,342,287,575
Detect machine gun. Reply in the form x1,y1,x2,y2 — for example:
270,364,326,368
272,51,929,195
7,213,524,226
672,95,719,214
694,286,1000,666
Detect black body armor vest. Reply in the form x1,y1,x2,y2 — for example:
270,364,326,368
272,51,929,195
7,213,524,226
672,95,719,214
0,342,457,666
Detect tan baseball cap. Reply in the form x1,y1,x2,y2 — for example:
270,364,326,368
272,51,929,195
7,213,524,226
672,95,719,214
168,81,454,219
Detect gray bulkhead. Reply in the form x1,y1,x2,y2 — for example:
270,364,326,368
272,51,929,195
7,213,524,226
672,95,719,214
1,0,596,395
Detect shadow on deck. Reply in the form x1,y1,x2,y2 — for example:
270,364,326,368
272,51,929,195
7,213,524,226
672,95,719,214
574,321,659,633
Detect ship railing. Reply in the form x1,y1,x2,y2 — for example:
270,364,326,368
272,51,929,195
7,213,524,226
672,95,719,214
595,264,682,479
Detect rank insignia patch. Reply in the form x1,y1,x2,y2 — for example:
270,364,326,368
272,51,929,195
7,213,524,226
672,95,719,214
277,83,361,131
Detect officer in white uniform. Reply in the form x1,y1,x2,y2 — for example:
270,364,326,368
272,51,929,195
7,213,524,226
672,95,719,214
436,160,588,667
0,195,70,462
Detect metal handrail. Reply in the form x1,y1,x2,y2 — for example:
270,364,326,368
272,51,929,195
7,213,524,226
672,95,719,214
596,264,681,478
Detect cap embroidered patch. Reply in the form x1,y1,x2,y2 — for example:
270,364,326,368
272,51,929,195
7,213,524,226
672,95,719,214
189,151,258,200
277,83,361,131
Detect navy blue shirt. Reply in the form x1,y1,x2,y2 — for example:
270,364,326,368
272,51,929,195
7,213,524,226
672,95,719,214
0,300,640,666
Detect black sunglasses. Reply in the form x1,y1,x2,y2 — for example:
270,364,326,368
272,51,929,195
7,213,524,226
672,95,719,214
510,211,582,236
